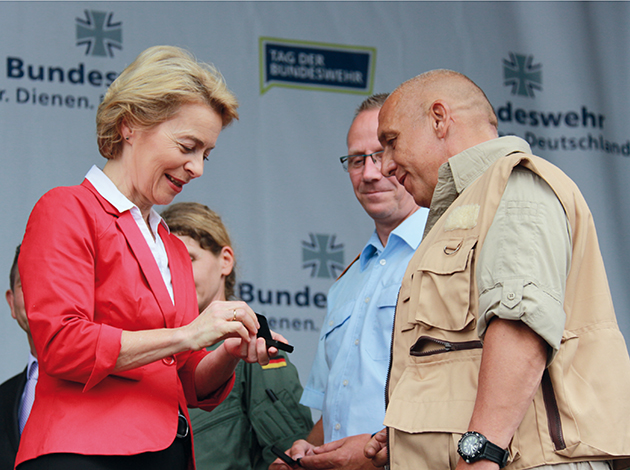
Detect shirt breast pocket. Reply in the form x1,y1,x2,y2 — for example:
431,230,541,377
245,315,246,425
410,236,478,332
322,303,352,366
322,305,352,338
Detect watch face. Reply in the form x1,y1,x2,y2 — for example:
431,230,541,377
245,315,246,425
458,432,508,467
459,433,482,458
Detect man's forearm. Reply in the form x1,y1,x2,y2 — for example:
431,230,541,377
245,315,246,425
307,417,325,446
464,318,547,455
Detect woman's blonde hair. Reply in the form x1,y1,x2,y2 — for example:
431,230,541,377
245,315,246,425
96,45,239,159
161,202,236,300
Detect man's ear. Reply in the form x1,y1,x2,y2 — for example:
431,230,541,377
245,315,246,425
6,289,16,321
429,100,450,139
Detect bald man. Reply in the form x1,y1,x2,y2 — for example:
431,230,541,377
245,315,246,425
365,70,630,470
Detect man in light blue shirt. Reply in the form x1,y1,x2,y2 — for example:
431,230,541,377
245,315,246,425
270,94,428,470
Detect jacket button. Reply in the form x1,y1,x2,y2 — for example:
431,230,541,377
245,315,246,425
163,356,176,366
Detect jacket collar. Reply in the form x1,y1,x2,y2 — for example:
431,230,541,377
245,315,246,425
80,178,183,328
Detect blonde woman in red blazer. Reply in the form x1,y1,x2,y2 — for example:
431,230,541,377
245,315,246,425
15,46,278,470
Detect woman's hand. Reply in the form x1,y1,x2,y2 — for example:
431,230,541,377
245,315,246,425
191,309,290,400
269,440,316,470
224,329,289,365
185,300,259,351
270,330,289,345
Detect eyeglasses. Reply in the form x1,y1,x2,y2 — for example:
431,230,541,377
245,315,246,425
340,151,384,173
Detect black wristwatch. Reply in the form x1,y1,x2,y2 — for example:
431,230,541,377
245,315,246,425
457,431,509,468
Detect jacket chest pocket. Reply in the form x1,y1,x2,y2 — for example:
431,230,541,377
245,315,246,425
410,236,478,332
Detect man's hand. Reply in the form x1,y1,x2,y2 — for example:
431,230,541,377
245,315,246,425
364,428,388,468
297,434,376,469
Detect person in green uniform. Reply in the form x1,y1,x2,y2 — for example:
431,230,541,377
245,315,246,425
161,202,313,470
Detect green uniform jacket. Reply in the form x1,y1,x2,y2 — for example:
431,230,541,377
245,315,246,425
189,349,313,470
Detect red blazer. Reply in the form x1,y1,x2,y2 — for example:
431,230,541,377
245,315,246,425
16,179,233,467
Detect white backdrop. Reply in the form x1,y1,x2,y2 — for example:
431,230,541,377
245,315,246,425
1,2,629,389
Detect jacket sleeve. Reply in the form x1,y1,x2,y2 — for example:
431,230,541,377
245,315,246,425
246,353,314,465
165,234,236,410
178,348,235,411
20,187,122,387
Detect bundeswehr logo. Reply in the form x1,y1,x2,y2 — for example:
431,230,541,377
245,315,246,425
302,234,345,279
503,52,542,98
76,10,122,58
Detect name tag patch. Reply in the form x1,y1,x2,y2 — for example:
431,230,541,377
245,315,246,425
444,204,480,231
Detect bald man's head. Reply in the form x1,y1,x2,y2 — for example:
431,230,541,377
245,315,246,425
395,69,498,130
377,70,499,207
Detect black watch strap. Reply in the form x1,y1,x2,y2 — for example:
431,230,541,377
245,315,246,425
481,440,509,468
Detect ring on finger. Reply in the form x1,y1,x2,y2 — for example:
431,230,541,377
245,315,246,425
232,309,238,322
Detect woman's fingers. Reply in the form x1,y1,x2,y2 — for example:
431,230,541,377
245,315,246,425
190,300,269,353
224,318,251,343
255,337,271,364
227,301,259,336
270,329,288,344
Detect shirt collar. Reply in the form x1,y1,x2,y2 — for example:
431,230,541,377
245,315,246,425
423,136,531,239
27,353,38,380
359,233,381,269
359,208,425,270
448,135,532,194
85,165,169,235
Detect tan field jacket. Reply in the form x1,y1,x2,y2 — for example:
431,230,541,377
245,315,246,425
385,152,630,470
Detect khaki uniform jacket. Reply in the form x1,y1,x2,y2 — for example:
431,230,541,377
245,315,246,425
385,152,630,470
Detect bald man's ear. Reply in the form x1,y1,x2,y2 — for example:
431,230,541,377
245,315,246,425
429,100,450,139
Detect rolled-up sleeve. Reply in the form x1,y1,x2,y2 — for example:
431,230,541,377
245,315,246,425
180,349,235,411
476,167,571,363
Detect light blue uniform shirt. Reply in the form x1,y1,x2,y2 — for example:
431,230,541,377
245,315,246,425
301,208,428,442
